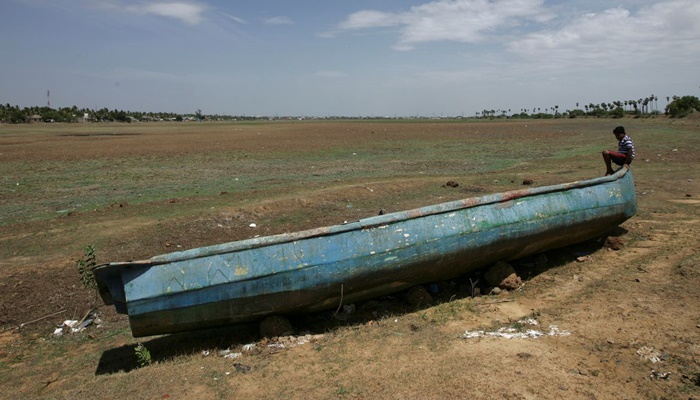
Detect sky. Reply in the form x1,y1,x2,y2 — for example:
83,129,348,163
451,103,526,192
1,0,699,117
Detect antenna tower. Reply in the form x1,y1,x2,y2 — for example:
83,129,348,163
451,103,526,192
47,90,51,108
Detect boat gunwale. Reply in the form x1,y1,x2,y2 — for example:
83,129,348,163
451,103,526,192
95,168,631,270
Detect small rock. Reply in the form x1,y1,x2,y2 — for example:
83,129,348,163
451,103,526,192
259,316,293,338
406,286,433,307
234,363,251,374
522,179,534,185
485,261,517,287
443,181,459,188
535,254,548,266
501,273,523,290
604,237,623,251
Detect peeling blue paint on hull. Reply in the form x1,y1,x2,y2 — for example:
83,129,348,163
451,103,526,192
94,169,637,337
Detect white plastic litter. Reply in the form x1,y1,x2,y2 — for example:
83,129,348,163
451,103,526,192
242,343,257,352
223,352,242,359
53,319,92,336
637,346,661,363
51,310,101,336
460,319,570,339
266,334,325,349
650,369,671,380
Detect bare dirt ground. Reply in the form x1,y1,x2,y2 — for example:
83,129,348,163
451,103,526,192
0,118,699,399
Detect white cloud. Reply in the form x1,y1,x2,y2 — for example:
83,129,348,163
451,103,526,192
508,1,700,69
264,16,294,25
124,1,207,25
220,12,247,24
334,0,700,79
337,0,551,50
338,10,402,29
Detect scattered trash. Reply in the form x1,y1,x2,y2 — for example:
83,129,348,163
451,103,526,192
460,318,570,339
223,352,242,359
249,223,257,228
265,334,325,349
242,343,257,352
650,369,671,380
637,346,661,363
205,334,325,360
52,310,100,336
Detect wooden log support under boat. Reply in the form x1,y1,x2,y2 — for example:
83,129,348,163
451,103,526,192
94,168,637,337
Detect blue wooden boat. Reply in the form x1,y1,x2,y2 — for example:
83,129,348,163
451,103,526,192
95,168,637,337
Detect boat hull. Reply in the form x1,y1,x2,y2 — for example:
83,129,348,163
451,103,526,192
95,169,637,337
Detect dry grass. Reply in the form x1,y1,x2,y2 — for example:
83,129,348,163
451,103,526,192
1,117,699,399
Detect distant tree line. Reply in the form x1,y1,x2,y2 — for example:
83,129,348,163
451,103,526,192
1,93,699,124
475,94,700,120
0,104,247,124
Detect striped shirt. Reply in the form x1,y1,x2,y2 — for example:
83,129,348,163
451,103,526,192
617,135,635,160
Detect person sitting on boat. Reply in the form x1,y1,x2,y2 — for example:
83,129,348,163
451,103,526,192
602,126,635,176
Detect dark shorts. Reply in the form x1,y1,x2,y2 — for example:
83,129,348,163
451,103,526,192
609,151,632,166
